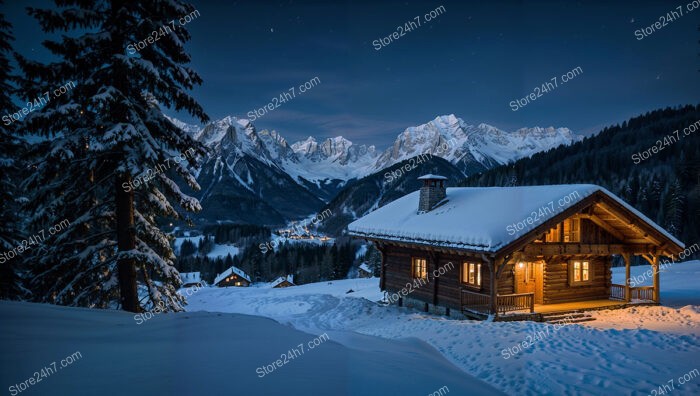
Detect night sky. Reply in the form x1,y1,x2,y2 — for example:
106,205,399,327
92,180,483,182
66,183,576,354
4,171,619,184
3,0,700,147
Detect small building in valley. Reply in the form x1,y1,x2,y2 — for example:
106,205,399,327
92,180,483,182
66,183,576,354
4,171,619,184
180,272,204,288
271,275,295,288
358,263,373,278
348,175,684,321
214,266,251,287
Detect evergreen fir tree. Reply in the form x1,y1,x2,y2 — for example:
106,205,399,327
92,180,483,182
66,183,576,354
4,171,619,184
0,4,28,300
364,244,382,276
665,179,685,238
18,0,208,311
179,239,196,257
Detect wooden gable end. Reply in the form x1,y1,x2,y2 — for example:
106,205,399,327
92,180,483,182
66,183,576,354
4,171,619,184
500,191,684,259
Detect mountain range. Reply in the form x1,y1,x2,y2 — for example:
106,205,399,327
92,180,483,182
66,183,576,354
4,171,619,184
170,114,582,226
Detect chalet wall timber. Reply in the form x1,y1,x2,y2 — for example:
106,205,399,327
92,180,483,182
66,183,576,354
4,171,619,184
348,175,685,321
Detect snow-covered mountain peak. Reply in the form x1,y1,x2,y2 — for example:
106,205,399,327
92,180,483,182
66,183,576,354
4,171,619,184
165,116,201,139
373,115,581,173
258,129,297,163
168,113,581,198
291,136,319,156
513,126,578,140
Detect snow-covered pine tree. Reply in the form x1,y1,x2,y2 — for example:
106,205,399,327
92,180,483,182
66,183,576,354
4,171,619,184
363,244,382,276
18,0,208,312
664,179,685,238
0,4,28,300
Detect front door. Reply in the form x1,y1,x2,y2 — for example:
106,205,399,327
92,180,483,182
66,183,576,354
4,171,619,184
515,261,544,304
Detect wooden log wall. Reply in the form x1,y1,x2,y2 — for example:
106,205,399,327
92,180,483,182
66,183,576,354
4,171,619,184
542,256,611,304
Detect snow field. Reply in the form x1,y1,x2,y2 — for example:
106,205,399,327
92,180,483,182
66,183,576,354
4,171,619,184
185,261,700,395
0,301,503,395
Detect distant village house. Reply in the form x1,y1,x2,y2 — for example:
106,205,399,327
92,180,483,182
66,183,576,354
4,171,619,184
271,275,295,288
358,263,373,278
214,266,251,287
180,272,204,288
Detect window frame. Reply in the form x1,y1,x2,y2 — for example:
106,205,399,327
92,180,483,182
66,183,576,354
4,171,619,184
563,218,581,243
461,262,482,289
411,257,427,280
568,260,592,286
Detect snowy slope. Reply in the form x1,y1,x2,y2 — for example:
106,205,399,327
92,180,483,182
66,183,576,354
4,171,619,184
0,302,503,396
184,260,700,395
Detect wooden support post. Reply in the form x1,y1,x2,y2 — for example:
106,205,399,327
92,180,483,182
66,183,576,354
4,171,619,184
652,255,660,303
487,256,497,316
430,252,439,305
376,243,387,291
623,253,631,302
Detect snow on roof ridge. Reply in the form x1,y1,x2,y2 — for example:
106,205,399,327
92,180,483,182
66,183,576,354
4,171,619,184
214,266,251,285
418,174,447,180
180,272,202,283
348,184,683,252
270,274,295,287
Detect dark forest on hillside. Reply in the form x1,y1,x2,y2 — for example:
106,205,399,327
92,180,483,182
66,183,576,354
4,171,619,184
461,105,700,251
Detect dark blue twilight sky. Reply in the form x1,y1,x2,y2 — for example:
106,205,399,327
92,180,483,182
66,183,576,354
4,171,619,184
3,0,700,147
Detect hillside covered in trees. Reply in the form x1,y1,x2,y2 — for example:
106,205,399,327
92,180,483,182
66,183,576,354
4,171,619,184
461,105,700,249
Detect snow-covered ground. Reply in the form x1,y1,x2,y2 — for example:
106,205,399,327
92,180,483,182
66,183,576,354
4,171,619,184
183,260,700,395
0,301,501,396
2,261,698,395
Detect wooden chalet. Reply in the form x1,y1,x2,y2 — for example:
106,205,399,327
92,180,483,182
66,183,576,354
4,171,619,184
358,263,373,278
348,175,685,321
214,266,251,287
180,271,204,288
271,275,295,288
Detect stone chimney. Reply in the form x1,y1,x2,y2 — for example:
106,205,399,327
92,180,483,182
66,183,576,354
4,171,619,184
418,174,447,213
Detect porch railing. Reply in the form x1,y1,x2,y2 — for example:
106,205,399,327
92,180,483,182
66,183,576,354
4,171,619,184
461,290,535,315
497,292,535,315
610,284,626,300
461,289,491,315
631,286,654,301
610,284,655,302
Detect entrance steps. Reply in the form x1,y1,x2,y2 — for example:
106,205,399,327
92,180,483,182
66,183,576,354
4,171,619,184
540,311,596,324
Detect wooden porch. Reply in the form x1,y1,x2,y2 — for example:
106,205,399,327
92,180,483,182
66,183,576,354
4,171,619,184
461,284,657,321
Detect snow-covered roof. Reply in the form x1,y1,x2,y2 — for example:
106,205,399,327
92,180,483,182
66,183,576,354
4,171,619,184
348,185,684,253
180,272,202,284
358,263,372,273
214,266,251,285
270,275,295,288
418,174,447,180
